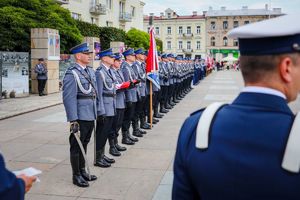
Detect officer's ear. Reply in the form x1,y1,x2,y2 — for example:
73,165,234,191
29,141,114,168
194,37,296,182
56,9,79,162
279,56,294,83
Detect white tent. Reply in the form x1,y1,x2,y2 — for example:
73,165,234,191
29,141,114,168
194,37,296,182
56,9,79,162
221,55,238,62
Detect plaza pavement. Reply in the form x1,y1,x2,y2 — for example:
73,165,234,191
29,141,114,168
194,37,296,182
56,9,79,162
1,70,300,200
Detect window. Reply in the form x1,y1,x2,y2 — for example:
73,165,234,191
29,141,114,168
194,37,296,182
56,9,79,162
167,41,171,50
187,26,191,34
210,21,216,30
106,0,112,9
167,27,172,34
196,41,201,49
119,1,125,13
167,13,171,18
244,20,250,25
211,37,216,46
223,21,228,29
233,21,239,28
196,26,201,34
71,12,81,20
178,26,183,34
131,6,135,17
233,39,239,47
223,37,228,46
155,27,160,35
187,41,191,49
178,41,183,49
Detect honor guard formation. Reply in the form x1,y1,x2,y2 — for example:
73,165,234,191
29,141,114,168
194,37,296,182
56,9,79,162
62,43,207,187
173,14,300,199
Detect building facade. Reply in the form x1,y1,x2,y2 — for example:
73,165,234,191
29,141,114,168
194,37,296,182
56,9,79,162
57,0,145,31
144,8,206,59
205,5,283,61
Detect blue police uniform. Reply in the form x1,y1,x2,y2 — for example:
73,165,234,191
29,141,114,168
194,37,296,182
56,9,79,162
62,42,98,187
0,154,25,199
173,14,300,199
94,48,117,167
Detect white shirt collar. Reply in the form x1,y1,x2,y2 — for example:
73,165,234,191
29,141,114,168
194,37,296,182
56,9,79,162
102,63,110,71
76,63,86,70
242,86,286,99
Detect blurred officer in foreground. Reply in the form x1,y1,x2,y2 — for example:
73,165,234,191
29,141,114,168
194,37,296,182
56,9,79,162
0,153,36,199
63,43,97,187
173,14,300,199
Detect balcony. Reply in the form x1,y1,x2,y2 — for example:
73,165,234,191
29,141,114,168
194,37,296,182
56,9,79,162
55,0,69,4
119,12,132,22
183,33,193,38
183,49,193,53
90,4,106,15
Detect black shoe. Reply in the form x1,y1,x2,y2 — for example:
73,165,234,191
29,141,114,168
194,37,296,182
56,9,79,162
80,169,97,181
160,108,168,113
154,113,164,118
139,129,147,134
165,105,172,109
39,93,43,96
128,133,139,142
133,131,143,137
153,118,159,123
115,143,127,151
148,120,157,124
122,137,135,145
104,155,115,163
94,158,111,168
173,99,180,103
140,122,151,129
73,174,89,187
109,146,121,157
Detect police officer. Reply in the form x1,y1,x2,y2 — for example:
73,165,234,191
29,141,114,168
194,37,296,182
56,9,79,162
34,58,48,96
121,49,140,142
94,48,117,168
110,53,132,152
62,43,97,187
173,14,300,199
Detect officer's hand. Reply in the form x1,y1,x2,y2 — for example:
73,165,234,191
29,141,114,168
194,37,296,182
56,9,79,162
126,101,132,108
129,81,135,88
135,79,141,84
70,121,79,134
18,174,37,193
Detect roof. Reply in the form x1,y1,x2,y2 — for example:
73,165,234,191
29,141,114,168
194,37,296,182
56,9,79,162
144,15,205,21
206,8,283,17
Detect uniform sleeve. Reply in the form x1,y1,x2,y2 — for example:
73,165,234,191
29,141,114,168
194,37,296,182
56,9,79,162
34,65,41,74
0,155,25,200
172,117,200,200
121,66,132,102
62,70,78,122
95,70,105,116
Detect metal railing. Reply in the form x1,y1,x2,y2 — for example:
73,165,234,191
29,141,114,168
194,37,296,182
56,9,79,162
183,49,193,53
183,33,193,38
90,4,106,15
119,12,132,22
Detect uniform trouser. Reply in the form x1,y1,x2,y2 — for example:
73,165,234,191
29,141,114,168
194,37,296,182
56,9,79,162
96,116,114,151
139,96,146,119
69,120,94,168
134,97,144,121
168,84,174,101
154,91,161,110
37,79,47,94
122,102,136,132
173,83,178,99
144,95,150,118
110,108,125,139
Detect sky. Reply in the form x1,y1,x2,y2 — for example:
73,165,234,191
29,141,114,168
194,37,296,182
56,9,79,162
142,0,300,16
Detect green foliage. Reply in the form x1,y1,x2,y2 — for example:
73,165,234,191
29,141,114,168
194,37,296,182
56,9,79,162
75,20,100,38
155,38,163,52
0,0,82,52
126,28,149,49
99,27,127,50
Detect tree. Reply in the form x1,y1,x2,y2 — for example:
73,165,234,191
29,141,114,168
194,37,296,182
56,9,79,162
0,0,82,52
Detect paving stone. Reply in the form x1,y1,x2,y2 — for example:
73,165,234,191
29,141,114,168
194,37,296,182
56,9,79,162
152,184,172,200
26,194,76,200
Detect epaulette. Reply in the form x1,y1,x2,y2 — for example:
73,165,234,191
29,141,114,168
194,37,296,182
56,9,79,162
190,107,205,116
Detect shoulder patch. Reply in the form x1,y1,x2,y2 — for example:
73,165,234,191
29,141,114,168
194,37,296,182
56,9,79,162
190,108,206,116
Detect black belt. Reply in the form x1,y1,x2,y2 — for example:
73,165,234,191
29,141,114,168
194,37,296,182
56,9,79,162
77,95,95,100
103,93,116,97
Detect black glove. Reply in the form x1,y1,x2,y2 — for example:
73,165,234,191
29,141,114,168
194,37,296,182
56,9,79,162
126,101,133,108
129,81,135,88
70,121,79,134
136,79,141,84
97,115,106,123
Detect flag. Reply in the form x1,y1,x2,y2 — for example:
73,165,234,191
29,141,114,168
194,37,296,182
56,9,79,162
146,27,160,89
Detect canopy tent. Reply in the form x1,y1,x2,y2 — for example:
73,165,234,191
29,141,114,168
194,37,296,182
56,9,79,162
221,55,238,62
